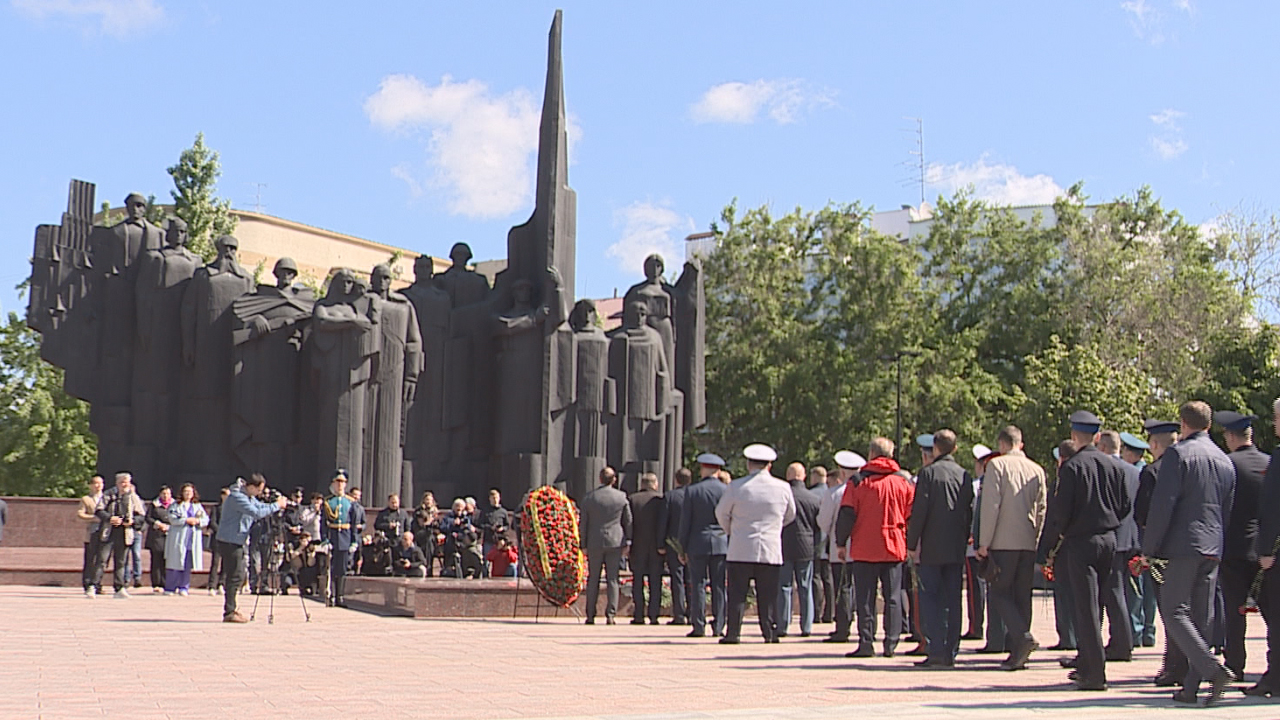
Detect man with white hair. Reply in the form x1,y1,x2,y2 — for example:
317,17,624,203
716,444,796,644
92,472,147,599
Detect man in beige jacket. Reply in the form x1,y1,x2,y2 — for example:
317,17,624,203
78,475,104,597
975,425,1048,671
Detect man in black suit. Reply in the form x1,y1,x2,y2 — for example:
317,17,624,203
906,429,974,668
1216,411,1268,683
1037,410,1130,692
629,472,665,625
579,466,633,625
1249,398,1280,698
679,453,729,638
658,468,693,625
1096,431,1138,661
1142,401,1236,706
778,462,822,638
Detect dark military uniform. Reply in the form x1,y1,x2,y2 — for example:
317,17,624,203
1249,447,1280,695
1222,442,1268,679
1037,438,1130,690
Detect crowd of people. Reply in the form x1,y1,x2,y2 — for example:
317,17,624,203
576,401,1280,708
75,470,518,619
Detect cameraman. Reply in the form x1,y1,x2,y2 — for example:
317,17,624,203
392,531,428,578
215,474,288,623
476,488,511,578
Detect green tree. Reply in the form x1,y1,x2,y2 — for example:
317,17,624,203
0,311,96,496
167,132,237,261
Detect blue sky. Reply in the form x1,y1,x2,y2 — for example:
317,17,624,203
0,1,1273,314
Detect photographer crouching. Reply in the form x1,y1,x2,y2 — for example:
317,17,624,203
215,473,289,623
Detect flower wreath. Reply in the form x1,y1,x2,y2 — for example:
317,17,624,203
519,486,587,608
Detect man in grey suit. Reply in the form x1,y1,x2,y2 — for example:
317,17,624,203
679,453,729,638
579,466,632,625
629,472,665,624
1142,401,1236,706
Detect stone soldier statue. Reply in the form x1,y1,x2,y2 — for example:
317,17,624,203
438,242,495,462
622,253,705,430
608,301,673,493
492,268,566,457
310,269,379,490
402,256,452,484
567,299,614,500
362,263,423,503
90,193,165,474
131,218,199,484
230,258,316,485
179,235,255,482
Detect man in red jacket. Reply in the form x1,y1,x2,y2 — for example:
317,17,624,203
836,437,916,658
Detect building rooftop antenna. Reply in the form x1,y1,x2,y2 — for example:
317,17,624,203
896,117,926,207
250,183,268,213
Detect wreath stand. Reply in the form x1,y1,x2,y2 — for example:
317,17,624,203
512,543,584,622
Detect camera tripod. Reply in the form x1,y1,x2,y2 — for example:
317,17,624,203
249,523,311,624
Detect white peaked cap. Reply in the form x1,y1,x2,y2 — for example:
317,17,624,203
742,443,778,462
834,450,866,469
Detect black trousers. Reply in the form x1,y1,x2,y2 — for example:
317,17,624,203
831,562,856,639
815,558,835,623
1162,555,1224,694
217,540,246,617
725,561,781,641
964,555,985,636
1104,551,1134,657
687,553,726,635
1220,557,1258,676
987,550,1036,655
1061,532,1115,685
852,561,903,649
149,541,166,588
1258,565,1280,687
93,529,130,591
207,541,224,589
664,551,688,623
631,559,662,622
82,538,100,591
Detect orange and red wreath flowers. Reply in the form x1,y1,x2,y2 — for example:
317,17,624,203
519,486,587,608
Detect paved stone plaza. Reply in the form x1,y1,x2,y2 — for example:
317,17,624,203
1,586,1278,719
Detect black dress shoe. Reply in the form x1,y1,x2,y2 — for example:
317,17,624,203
606,617,617,625
1172,690,1198,704
846,645,874,658
1046,644,1076,651
585,618,595,625
999,658,1025,671
1207,669,1231,707
882,645,896,658
649,618,660,625
686,630,706,638
1060,657,1078,669
630,618,645,625
823,635,850,643
801,632,812,638
1154,674,1179,687
916,657,952,668
767,637,780,644
1104,652,1132,662
718,636,740,645
668,619,688,625
1243,683,1276,697
1068,670,1079,681
975,646,1005,654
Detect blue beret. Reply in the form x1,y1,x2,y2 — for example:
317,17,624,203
1215,411,1257,433
916,434,935,449
1118,432,1149,451
696,453,726,467
1069,410,1102,434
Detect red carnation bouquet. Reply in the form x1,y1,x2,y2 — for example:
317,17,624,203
519,486,587,608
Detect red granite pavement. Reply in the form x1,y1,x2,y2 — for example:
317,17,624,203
0,586,1277,719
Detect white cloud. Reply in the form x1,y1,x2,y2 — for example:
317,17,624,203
690,79,834,125
1121,0,1193,44
11,0,163,37
1148,108,1188,160
925,157,1065,206
606,202,695,275
364,73,580,219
